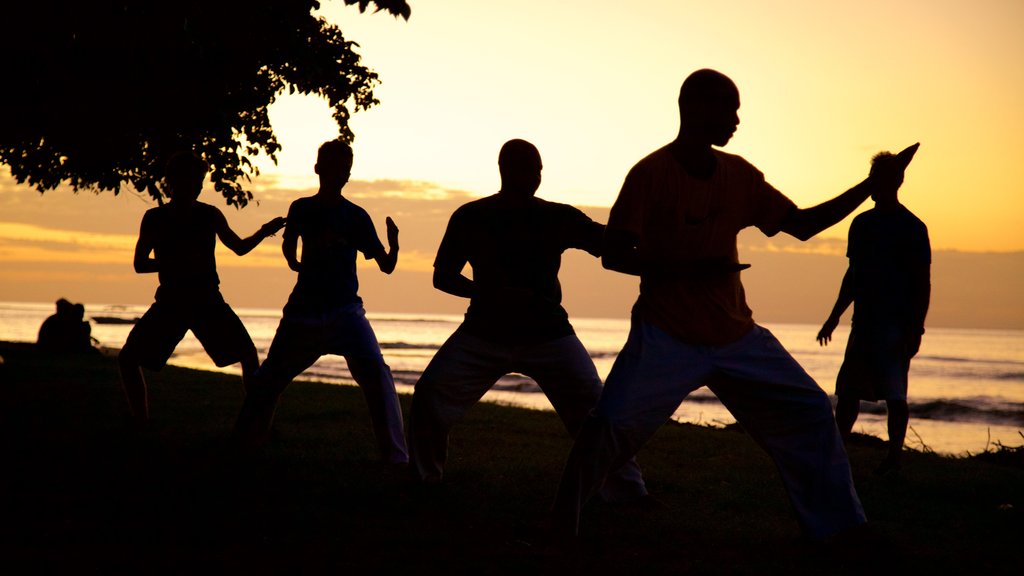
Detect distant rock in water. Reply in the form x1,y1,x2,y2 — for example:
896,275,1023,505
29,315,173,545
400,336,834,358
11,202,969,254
91,316,139,325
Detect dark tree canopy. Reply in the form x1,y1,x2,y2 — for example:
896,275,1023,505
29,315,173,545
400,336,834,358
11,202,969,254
0,1,411,207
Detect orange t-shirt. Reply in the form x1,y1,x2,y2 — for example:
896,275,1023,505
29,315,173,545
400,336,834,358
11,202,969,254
608,146,796,346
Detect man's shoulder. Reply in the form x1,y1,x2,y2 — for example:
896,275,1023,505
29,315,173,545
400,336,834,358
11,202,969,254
899,205,927,228
851,208,875,224
196,201,224,216
712,149,761,175
288,195,318,212
630,145,674,170
451,194,499,217
629,146,760,177
339,195,373,218
534,197,590,220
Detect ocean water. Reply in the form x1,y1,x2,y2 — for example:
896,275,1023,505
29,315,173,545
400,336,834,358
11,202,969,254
2,300,1022,456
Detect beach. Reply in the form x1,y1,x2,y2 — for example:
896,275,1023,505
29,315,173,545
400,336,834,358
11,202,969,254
0,340,1021,575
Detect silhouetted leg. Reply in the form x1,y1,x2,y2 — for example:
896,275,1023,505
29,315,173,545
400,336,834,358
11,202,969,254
233,321,320,448
116,300,185,430
347,354,408,464
233,372,292,448
409,329,507,483
550,319,708,535
710,326,865,540
239,346,259,394
877,399,908,474
835,394,860,442
524,335,646,502
117,349,149,429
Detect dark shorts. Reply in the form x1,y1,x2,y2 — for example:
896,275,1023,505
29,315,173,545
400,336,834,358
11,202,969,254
835,326,912,402
121,292,255,370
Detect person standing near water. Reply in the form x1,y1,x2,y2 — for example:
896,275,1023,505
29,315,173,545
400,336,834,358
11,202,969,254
818,144,930,475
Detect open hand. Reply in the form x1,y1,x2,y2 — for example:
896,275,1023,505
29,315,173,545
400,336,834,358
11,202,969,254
816,317,838,346
261,217,287,237
385,216,399,248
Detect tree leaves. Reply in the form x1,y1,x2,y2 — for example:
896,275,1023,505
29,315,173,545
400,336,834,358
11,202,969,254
0,1,411,207
346,0,412,20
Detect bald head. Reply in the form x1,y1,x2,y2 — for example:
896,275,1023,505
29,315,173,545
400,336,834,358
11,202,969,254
677,69,741,147
498,139,542,197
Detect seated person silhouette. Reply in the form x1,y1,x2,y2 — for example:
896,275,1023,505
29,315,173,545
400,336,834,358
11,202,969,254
818,144,930,475
233,140,407,465
118,151,286,429
545,70,912,542
37,298,95,354
408,139,647,504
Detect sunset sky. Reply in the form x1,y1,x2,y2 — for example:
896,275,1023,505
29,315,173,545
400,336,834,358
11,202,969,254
269,0,1024,252
1,0,1023,318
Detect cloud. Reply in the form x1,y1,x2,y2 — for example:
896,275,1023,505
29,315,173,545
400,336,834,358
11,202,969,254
738,230,848,256
344,180,477,202
0,222,136,264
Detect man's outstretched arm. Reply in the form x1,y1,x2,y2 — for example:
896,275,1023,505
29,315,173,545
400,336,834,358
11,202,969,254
779,179,875,242
216,211,287,256
782,143,919,241
601,228,643,276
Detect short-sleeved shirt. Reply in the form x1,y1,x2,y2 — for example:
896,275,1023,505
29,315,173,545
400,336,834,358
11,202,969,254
847,205,931,329
283,195,384,315
434,193,603,344
141,202,222,302
608,146,796,346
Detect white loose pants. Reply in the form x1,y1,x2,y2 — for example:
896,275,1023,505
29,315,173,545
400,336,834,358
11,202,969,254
410,327,647,502
553,319,866,540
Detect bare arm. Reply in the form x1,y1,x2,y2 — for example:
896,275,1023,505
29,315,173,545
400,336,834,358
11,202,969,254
215,211,287,256
817,266,855,346
782,143,918,241
780,178,875,242
371,216,399,274
432,256,473,298
601,228,643,276
132,215,159,274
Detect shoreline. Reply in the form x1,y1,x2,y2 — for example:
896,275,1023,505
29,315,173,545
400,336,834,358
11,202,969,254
6,338,1022,458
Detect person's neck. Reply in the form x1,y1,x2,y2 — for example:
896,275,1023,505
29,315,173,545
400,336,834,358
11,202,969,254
669,134,716,180
497,188,534,206
168,198,197,210
874,198,903,212
316,185,344,200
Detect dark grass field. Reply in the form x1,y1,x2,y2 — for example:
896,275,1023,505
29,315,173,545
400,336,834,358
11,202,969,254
0,342,1020,575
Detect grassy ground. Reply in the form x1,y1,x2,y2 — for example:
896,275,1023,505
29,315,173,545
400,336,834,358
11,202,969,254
0,341,1020,575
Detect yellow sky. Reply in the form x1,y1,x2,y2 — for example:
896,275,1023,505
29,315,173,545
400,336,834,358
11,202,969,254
256,0,1024,252
1,0,1023,319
